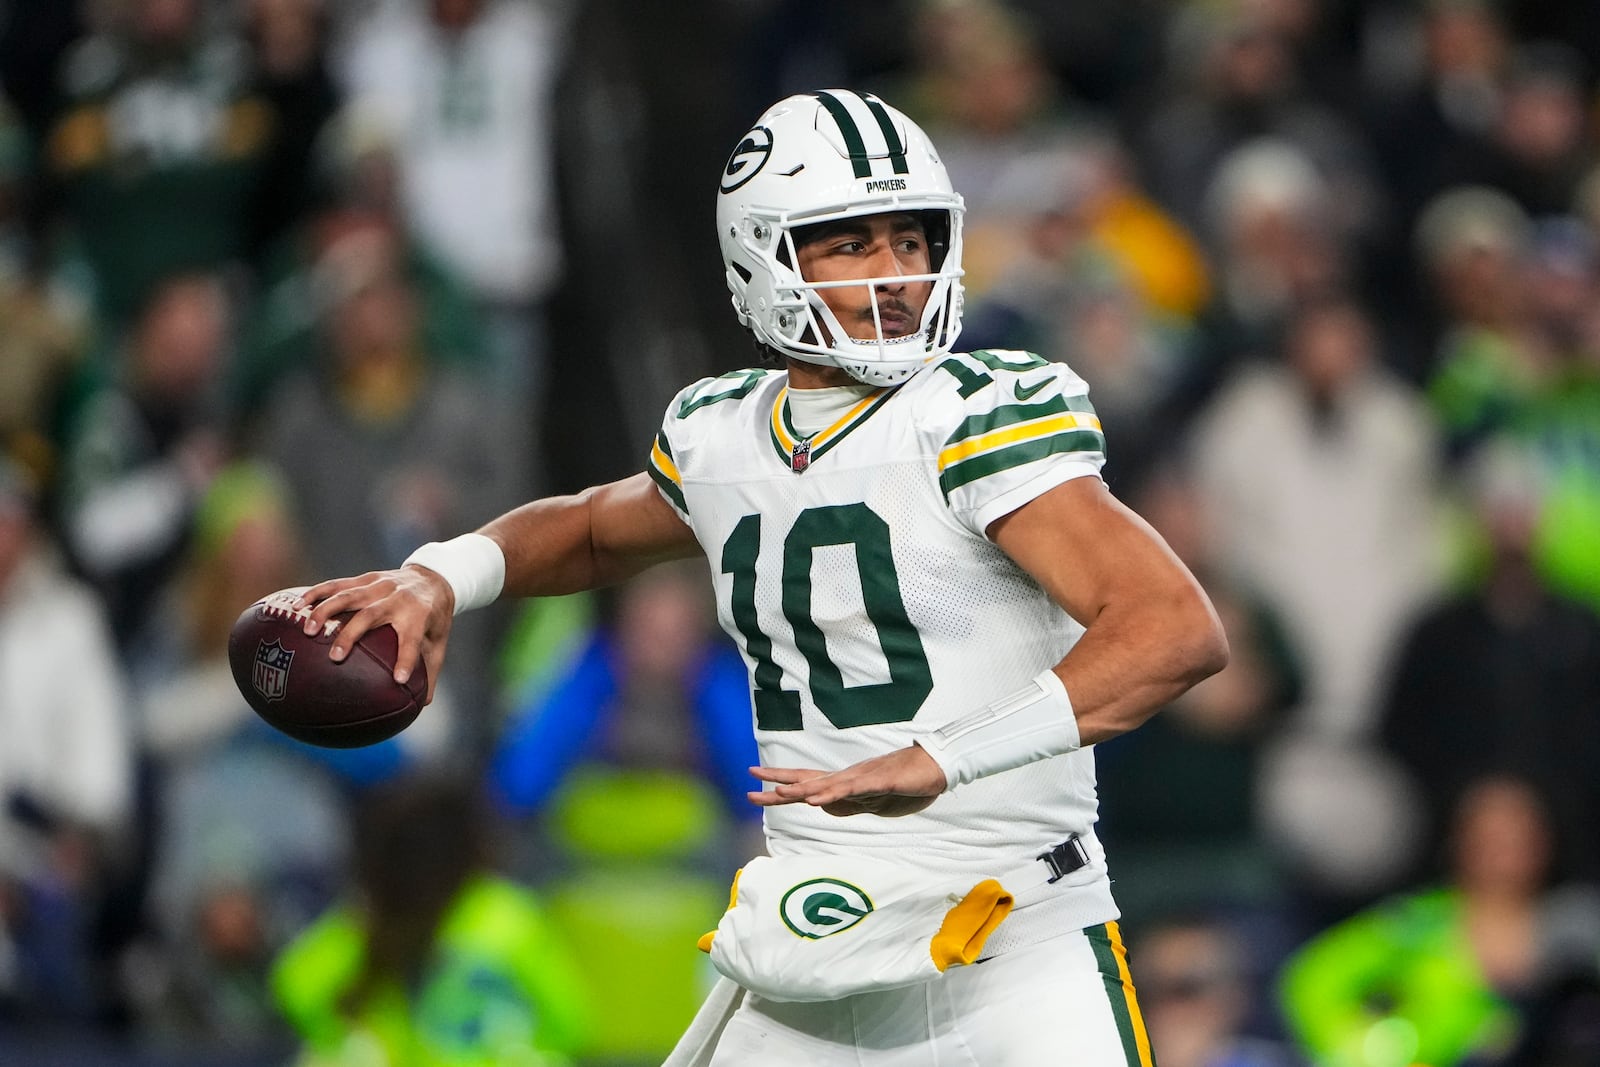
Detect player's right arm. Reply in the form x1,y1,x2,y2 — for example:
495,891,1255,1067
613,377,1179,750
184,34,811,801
490,472,702,597
298,472,701,700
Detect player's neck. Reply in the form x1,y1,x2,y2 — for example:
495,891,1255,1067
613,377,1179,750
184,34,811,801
785,358,859,390
783,360,880,436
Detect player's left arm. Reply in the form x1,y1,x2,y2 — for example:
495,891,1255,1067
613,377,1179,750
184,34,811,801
988,474,1229,744
752,475,1229,816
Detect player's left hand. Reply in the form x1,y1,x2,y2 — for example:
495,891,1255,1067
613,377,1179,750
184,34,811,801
748,745,946,818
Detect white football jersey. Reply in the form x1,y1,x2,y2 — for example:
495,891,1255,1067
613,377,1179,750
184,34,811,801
648,350,1119,937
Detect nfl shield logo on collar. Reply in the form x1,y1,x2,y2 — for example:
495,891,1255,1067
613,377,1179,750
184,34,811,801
790,439,812,474
253,640,294,702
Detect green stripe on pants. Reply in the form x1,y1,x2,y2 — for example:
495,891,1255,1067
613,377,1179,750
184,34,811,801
1086,923,1156,1067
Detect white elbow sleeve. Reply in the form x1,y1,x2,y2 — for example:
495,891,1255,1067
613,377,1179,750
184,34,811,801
916,669,1080,790
403,533,506,614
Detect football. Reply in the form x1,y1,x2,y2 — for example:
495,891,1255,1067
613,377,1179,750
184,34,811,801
227,587,427,748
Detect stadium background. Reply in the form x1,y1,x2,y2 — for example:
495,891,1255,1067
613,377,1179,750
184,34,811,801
1,0,1598,1064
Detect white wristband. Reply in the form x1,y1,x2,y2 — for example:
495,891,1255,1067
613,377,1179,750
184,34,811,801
916,669,1080,790
403,533,505,615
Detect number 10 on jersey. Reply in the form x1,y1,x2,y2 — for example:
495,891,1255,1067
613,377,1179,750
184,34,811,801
720,503,934,732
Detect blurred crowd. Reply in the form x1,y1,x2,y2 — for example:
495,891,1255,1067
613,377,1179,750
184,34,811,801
0,0,1598,1065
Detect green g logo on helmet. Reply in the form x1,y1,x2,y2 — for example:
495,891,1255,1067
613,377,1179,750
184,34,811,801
780,878,874,939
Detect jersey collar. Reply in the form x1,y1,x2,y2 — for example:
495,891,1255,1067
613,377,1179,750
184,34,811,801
768,385,894,474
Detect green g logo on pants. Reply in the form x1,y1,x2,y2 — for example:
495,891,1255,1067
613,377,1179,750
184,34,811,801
780,879,875,939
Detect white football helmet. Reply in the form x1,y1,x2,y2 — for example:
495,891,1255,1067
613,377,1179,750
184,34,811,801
717,90,965,387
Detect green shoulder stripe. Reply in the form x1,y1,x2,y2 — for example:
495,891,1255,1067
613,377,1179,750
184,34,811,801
969,349,1049,371
677,369,768,419
943,394,1097,447
647,462,688,514
940,430,1106,498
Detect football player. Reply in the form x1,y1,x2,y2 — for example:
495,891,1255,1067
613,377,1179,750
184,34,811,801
300,89,1228,1063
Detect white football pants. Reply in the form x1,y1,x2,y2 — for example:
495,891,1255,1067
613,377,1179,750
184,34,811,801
680,922,1155,1066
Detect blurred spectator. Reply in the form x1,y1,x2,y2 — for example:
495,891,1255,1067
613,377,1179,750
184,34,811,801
970,137,1214,322
1078,137,1213,324
256,227,522,727
1191,138,1354,397
129,461,308,754
236,194,488,421
1469,42,1593,219
537,766,732,1065
1518,216,1597,367
1189,296,1445,903
1366,0,1507,234
1192,295,1445,741
234,64,501,419
489,561,760,841
42,0,275,323
58,271,232,647
1098,464,1302,931
337,0,571,403
1279,776,1600,1067
1420,201,1600,612
1380,437,1600,886
0,457,133,1025
272,774,590,1067
1005,0,1172,114
242,0,343,254
489,563,753,1065
1137,2,1381,252
888,0,1088,296
1134,916,1300,1067
0,99,91,485
132,738,345,1055
895,0,1083,208
1416,185,1538,430
959,140,1209,492
1359,0,1509,368
117,461,408,1052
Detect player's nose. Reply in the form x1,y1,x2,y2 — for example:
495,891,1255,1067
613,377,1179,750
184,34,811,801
869,246,908,289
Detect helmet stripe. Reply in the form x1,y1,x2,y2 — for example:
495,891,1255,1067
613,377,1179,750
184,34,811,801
862,95,910,175
813,91,873,179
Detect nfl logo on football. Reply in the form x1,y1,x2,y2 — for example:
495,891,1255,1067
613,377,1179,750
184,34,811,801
254,640,294,702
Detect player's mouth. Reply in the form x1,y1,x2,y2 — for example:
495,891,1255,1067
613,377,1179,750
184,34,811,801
874,300,916,336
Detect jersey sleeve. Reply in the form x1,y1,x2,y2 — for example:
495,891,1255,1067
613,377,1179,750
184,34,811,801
646,423,689,522
646,369,773,524
929,351,1106,536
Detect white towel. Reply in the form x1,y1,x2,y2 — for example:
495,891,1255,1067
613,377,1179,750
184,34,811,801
695,854,1014,1003
660,976,746,1067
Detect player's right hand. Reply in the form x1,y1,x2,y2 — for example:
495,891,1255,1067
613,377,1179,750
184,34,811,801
296,565,454,705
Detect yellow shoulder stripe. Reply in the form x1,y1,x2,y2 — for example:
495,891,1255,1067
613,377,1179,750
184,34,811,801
650,437,683,486
937,411,1102,471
